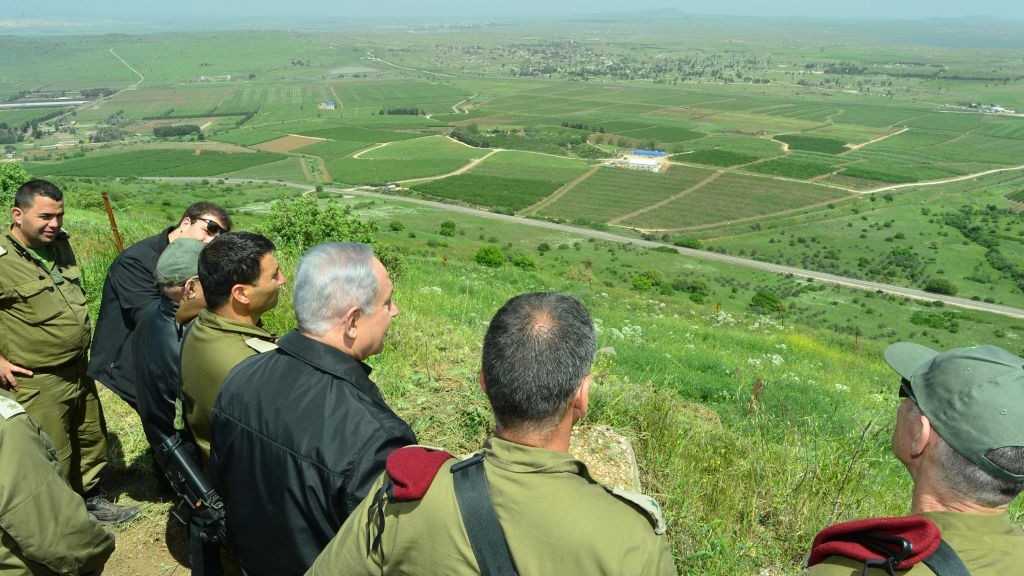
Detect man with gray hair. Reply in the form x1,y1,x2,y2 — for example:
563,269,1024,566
308,292,676,575
805,343,1024,575
209,242,416,576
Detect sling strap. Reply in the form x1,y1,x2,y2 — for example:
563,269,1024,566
922,540,971,576
451,453,519,576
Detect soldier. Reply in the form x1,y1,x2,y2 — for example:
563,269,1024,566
805,343,1024,575
89,201,230,409
307,292,677,576
0,179,137,524
126,238,205,453
0,389,115,575
209,243,415,576
180,231,283,462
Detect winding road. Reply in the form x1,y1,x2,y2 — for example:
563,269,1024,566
143,176,1024,321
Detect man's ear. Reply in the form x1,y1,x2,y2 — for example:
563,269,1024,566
11,206,22,224
340,306,362,340
230,283,251,306
572,374,592,423
911,411,933,458
183,276,199,300
179,216,192,229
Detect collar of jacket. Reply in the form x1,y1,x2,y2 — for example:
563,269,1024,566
196,308,274,339
276,330,373,382
482,436,590,478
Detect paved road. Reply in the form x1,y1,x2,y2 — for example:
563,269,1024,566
145,176,1024,321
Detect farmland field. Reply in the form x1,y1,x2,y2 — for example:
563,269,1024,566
746,155,847,180
327,135,486,184
412,150,592,211
623,173,853,230
538,165,715,223
774,134,850,154
25,149,282,177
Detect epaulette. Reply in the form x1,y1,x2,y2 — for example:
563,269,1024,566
608,487,667,535
245,338,278,354
0,245,7,258
806,515,941,571
385,445,454,501
0,394,26,420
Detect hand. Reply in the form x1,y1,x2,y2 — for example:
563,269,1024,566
0,356,33,390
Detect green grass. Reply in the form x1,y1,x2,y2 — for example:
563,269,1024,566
326,136,486,184
220,157,308,181
25,149,282,177
675,149,760,167
616,125,704,143
297,125,426,143
625,173,852,229
775,134,850,154
538,165,714,223
747,156,845,180
413,173,562,212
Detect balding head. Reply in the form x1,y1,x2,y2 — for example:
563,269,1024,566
481,292,596,432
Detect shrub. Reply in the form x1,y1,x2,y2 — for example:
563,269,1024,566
261,195,403,277
474,246,505,268
0,162,29,208
537,242,551,254
672,236,702,249
749,289,786,315
631,270,663,292
922,277,958,296
439,221,456,237
507,251,536,270
388,220,406,232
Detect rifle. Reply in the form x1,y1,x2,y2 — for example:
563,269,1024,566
156,433,227,576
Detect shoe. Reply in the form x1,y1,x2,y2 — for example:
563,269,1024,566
85,492,140,525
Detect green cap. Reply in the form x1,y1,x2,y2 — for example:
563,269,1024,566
884,342,1024,481
155,238,204,286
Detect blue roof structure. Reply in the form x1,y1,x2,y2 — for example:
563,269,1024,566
631,149,667,158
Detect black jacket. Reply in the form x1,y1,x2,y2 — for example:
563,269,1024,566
88,227,174,407
130,296,183,450
209,330,416,576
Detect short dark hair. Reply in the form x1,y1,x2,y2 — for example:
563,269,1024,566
181,201,232,232
482,292,596,431
14,179,63,209
198,232,275,310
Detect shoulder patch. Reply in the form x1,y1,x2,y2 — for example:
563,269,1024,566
245,338,278,354
609,488,667,535
386,445,454,502
0,394,26,420
0,245,7,257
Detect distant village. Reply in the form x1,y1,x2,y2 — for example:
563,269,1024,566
945,102,1019,115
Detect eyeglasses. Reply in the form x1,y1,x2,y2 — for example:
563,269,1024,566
898,377,917,401
196,217,226,237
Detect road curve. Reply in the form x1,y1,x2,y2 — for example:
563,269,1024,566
144,176,1024,321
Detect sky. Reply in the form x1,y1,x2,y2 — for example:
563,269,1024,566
4,0,1024,27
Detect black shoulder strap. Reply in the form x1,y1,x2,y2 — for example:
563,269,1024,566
451,453,519,576
923,540,971,576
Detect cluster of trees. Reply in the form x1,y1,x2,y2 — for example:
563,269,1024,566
944,206,1024,293
379,107,422,116
560,121,605,133
91,126,126,143
154,124,202,138
80,88,116,99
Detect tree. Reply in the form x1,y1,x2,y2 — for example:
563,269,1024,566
474,246,505,268
923,277,958,296
0,162,29,208
261,195,403,277
749,289,786,315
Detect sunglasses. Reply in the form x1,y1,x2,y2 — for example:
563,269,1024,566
898,377,917,401
196,217,226,237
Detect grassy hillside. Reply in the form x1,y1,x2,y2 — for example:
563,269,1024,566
52,177,1022,575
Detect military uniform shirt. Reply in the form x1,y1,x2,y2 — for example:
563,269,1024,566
308,437,677,576
180,309,275,461
0,390,114,576
0,232,90,370
805,511,1024,575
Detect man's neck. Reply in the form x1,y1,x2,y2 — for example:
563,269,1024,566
496,417,573,453
911,482,1008,515
302,331,362,361
9,225,39,250
167,227,182,243
212,303,258,326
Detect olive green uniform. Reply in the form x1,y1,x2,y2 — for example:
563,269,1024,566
180,309,275,461
0,232,105,494
308,437,677,576
0,390,114,576
805,511,1024,575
